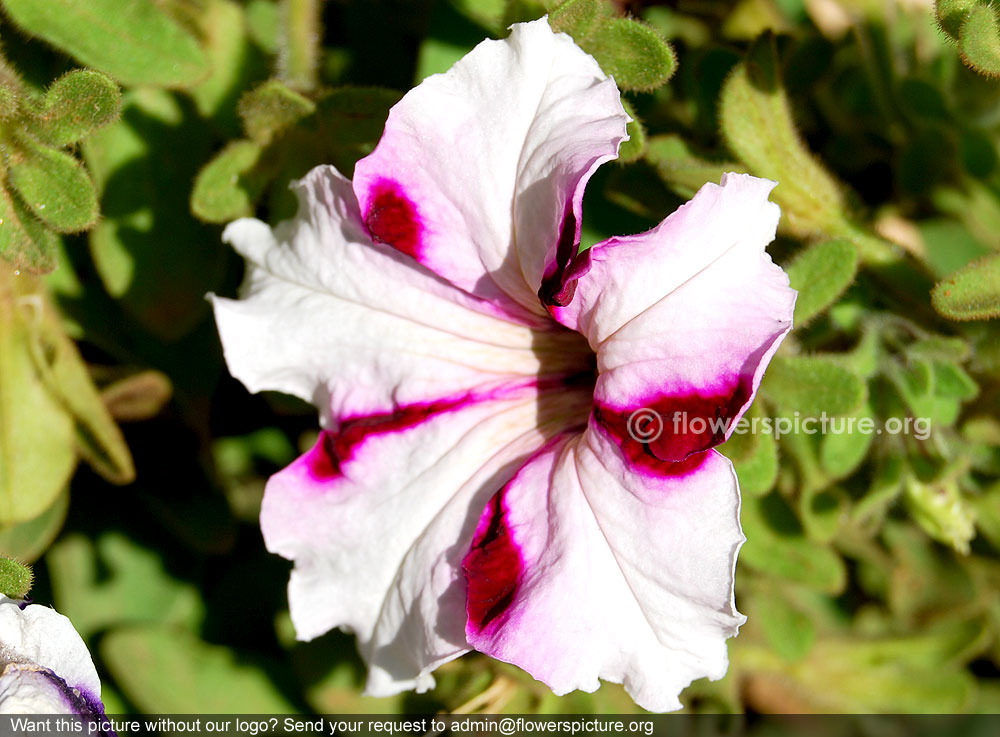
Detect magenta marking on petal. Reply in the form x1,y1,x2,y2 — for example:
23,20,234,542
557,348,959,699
304,396,472,483
305,431,342,481
463,488,523,634
539,208,590,309
593,375,754,477
364,179,422,259
303,381,549,485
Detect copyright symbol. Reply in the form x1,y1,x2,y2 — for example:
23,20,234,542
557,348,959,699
627,408,663,443
500,718,515,735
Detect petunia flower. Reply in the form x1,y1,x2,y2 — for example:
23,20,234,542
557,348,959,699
0,596,110,721
213,18,795,712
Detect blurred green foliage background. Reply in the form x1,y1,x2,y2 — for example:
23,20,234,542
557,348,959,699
2,0,1000,715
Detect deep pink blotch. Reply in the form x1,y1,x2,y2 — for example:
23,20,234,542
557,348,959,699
463,488,523,634
592,376,753,477
364,179,423,259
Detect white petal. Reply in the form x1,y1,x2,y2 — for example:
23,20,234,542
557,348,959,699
261,383,593,692
212,165,591,425
353,19,628,315
553,173,789,342
551,173,795,464
0,598,101,703
0,665,86,714
463,429,745,712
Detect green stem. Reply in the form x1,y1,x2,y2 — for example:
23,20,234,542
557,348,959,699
279,0,323,93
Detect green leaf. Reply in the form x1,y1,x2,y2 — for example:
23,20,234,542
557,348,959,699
720,34,844,236
722,404,777,495
908,335,970,361
0,266,76,525
932,252,1000,320
731,426,779,495
746,631,977,712
23,294,135,485
548,0,613,37
504,0,550,24
840,328,882,379
720,407,761,464
760,355,867,417
449,0,506,33
785,239,859,325
6,135,98,233
0,557,32,599
752,585,815,661
884,358,967,427
47,532,204,638
932,182,1000,253
933,359,978,400
30,70,122,146
819,426,872,481
853,456,904,530
0,0,210,88
84,88,225,340
780,429,827,497
644,134,747,200
211,86,399,224
884,521,977,618
937,0,979,40
580,19,677,92
0,184,60,273
416,37,476,83
0,488,68,563
799,487,845,543
960,3,1000,77
549,0,676,91
820,403,875,480
973,482,1000,551
214,429,296,522
102,625,298,713
187,0,260,128
246,0,280,54
719,34,896,265
239,80,316,144
740,493,846,593
723,0,791,40
191,140,266,223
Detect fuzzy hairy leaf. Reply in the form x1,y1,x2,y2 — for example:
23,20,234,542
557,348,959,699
102,625,298,712
1,0,210,88
191,140,266,222
785,239,859,325
761,355,867,417
960,3,1000,77
0,186,59,274
549,0,676,91
30,70,122,146
0,266,75,525
932,253,1000,320
6,136,98,233
645,134,747,199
